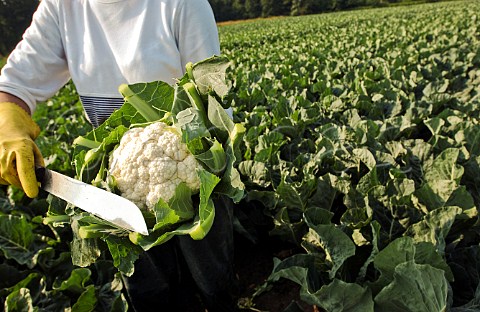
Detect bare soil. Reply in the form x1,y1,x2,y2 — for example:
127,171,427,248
234,234,316,312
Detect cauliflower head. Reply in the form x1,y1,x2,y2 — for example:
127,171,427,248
109,121,201,210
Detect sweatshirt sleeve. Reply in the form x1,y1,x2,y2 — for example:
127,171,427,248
0,0,69,114
175,0,221,69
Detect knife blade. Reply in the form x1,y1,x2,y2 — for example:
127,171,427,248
36,167,148,235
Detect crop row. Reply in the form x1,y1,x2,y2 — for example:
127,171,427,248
221,1,480,310
0,1,479,311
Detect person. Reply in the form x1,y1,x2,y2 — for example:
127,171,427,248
0,1,237,311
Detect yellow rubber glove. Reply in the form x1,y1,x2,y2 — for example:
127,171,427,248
0,102,44,198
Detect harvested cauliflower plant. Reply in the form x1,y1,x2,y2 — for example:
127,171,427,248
109,122,201,210
45,56,245,275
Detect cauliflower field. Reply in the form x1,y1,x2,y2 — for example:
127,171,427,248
1,1,480,311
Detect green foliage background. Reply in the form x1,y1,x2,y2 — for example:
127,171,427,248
0,0,39,56
221,1,480,310
1,0,480,311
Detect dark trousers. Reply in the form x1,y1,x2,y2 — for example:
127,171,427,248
122,196,237,312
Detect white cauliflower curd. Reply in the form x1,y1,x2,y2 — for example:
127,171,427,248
109,121,201,210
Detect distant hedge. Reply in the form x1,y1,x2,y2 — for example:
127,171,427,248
207,0,441,22
0,0,39,56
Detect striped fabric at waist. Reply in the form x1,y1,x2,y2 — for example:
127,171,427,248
79,95,125,127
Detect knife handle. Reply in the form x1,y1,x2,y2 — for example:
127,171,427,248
35,166,46,185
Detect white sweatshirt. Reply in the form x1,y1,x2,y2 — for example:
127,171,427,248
0,0,221,126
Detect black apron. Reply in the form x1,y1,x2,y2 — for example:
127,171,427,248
122,195,238,312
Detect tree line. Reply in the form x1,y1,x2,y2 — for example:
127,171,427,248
208,0,439,21
0,0,38,56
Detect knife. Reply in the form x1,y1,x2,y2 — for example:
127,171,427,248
36,167,149,235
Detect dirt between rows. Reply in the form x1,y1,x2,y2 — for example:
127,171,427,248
234,234,315,312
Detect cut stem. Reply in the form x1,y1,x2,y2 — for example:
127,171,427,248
43,215,71,225
73,136,101,149
186,62,194,81
119,83,161,122
78,224,111,239
183,82,208,125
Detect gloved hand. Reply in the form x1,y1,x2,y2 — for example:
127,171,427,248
0,102,44,198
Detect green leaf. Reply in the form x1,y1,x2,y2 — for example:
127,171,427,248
424,117,445,136
460,124,480,156
118,80,175,121
304,207,333,226
357,174,382,199
357,221,381,282
172,83,195,116
270,207,306,245
371,237,453,294
424,148,463,184
208,94,235,138
105,236,142,277
238,160,270,187
449,245,480,308
183,82,209,126
194,139,227,174
406,206,462,253
189,169,221,240
4,288,34,312
157,182,195,226
414,242,454,282
215,123,246,203
176,108,211,142
0,215,46,268
374,261,448,312
96,273,129,312
70,217,102,268
84,103,145,143
130,169,221,249
303,218,356,279
306,174,338,211
0,272,42,300
353,147,377,170
53,268,91,294
277,178,306,210
372,237,416,291
415,181,456,211
190,55,231,98
445,186,476,212
265,254,319,292
306,279,374,312
341,207,371,229
72,284,97,312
